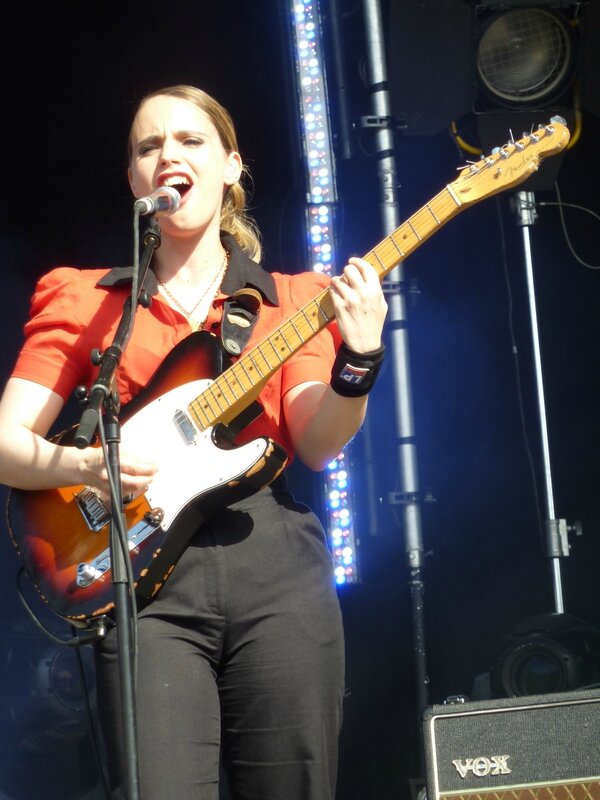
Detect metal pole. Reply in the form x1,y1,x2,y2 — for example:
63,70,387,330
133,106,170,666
361,0,430,718
514,190,566,613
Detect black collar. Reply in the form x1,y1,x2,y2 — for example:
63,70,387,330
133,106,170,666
97,232,279,306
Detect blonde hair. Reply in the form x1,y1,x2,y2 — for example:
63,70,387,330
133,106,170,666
129,85,262,262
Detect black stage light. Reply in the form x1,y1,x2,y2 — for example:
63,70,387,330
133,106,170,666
489,612,600,698
387,1,590,143
470,4,581,187
475,7,579,110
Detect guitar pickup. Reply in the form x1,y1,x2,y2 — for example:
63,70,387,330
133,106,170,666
75,487,111,532
174,408,198,445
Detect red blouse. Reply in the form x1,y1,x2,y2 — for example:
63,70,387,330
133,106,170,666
11,243,341,460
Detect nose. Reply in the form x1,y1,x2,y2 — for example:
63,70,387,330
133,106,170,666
159,138,180,165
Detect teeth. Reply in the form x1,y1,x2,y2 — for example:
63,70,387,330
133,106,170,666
163,175,190,187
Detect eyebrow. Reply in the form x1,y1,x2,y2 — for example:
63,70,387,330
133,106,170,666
135,129,207,145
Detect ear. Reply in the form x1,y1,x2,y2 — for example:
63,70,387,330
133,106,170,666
224,151,243,186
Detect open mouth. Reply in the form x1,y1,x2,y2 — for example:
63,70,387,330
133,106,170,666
162,176,192,200
169,182,191,199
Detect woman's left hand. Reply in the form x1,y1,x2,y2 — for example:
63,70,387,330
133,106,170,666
328,257,388,353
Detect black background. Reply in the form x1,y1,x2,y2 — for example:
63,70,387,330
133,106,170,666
1,1,599,798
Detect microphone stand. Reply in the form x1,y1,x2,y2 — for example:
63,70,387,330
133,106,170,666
513,190,572,612
74,219,161,800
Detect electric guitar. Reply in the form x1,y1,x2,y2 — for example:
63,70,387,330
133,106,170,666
6,119,570,623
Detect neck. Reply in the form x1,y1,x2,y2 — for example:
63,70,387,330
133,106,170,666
153,233,226,285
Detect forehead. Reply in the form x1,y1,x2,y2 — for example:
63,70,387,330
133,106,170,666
131,94,216,138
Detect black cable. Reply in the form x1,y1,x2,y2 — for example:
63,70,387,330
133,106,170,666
536,182,600,270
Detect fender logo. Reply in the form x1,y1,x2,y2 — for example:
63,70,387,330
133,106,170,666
452,756,511,778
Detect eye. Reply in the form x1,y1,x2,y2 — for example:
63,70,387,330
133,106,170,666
183,137,203,147
137,143,157,156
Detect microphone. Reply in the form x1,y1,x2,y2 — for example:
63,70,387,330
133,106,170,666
134,186,181,216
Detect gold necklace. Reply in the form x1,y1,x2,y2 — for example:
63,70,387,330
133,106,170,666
158,249,229,325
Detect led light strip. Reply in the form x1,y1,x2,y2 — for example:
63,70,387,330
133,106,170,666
290,0,359,584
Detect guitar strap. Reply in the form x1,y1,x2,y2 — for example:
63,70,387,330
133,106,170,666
214,287,265,442
220,287,263,356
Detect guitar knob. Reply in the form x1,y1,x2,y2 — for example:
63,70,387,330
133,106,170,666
144,508,164,526
77,562,103,586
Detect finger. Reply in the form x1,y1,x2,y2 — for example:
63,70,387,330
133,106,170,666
119,453,159,477
119,477,155,505
347,257,379,284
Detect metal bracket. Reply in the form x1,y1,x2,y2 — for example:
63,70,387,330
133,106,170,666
359,114,406,131
544,518,583,559
387,490,436,506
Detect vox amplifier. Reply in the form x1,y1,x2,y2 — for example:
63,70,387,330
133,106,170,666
422,688,600,800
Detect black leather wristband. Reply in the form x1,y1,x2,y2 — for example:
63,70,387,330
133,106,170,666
330,342,385,397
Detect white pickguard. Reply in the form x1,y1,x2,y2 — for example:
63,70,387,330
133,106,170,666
120,379,269,530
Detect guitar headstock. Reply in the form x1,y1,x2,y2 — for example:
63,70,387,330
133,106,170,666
451,117,571,205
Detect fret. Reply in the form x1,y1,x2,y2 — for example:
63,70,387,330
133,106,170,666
426,203,440,224
235,358,254,389
211,374,237,407
289,318,305,345
269,334,287,363
321,290,335,320
388,235,405,258
372,250,385,268
189,398,212,430
300,307,318,332
407,220,422,241
316,301,330,325
206,383,226,414
396,223,418,250
228,366,248,395
247,350,267,379
445,184,461,207
220,370,240,401
256,343,276,371
256,343,278,374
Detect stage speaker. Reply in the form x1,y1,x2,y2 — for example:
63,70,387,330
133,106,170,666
387,0,474,136
581,0,600,119
422,688,600,800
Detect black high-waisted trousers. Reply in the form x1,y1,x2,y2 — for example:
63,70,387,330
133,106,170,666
94,478,345,800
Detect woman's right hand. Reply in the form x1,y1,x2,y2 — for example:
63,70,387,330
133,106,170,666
0,377,157,495
80,445,158,501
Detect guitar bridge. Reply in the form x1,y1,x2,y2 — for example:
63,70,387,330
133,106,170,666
76,513,163,587
75,487,111,532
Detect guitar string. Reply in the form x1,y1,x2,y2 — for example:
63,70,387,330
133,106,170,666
191,147,537,422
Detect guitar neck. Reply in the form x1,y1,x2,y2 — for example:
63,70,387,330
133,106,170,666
363,184,462,280
185,116,571,430
187,184,461,430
